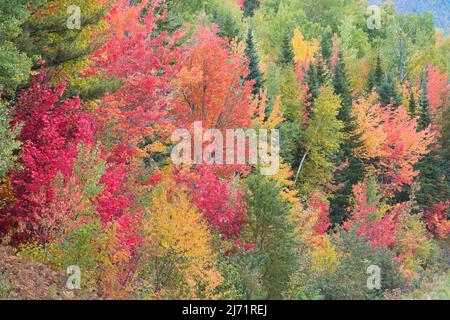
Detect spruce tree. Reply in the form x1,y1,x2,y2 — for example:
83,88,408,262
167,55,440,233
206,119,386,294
320,31,333,66
316,56,329,86
367,69,375,92
415,146,449,211
377,73,401,108
417,71,432,130
213,10,240,40
408,90,417,116
333,52,351,107
279,33,294,67
15,1,116,100
304,60,319,111
374,55,384,88
330,51,365,224
243,0,260,18
415,102,449,215
245,28,264,96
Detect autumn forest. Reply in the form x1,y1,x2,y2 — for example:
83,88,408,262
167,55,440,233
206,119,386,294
0,0,449,300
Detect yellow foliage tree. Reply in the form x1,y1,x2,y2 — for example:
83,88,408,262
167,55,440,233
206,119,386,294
395,211,435,280
141,180,223,299
291,28,318,63
251,90,284,130
352,93,387,160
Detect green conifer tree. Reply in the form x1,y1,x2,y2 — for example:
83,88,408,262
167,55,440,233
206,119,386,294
330,51,365,223
320,31,333,66
304,60,319,113
15,0,116,100
417,71,432,130
408,90,417,116
374,55,384,88
243,0,260,18
377,73,401,108
279,33,294,67
245,28,264,96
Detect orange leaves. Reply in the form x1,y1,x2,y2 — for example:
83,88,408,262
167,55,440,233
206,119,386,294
94,0,183,144
353,94,435,193
251,90,284,130
293,191,331,248
423,202,450,239
427,65,449,121
353,94,387,160
172,24,255,130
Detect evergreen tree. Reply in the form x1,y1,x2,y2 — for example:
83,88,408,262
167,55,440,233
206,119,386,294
367,69,375,92
279,33,294,67
367,55,384,93
415,89,449,215
415,146,449,211
320,31,333,66
374,55,384,88
332,52,351,107
15,0,116,100
408,90,417,116
245,28,264,96
213,10,240,40
316,56,329,86
304,60,319,112
377,73,401,108
417,71,432,130
330,51,365,224
243,0,260,18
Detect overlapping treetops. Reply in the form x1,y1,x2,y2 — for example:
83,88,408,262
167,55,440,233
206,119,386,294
0,0,448,299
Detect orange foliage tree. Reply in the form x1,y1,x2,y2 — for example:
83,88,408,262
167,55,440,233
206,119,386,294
352,94,435,194
92,0,183,146
172,23,256,130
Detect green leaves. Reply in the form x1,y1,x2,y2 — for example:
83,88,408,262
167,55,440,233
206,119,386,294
298,85,343,195
0,0,33,93
0,100,20,179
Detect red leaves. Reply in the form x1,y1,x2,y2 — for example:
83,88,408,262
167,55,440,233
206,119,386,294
1,74,140,253
1,74,94,240
175,166,247,239
93,0,183,143
308,192,332,235
427,65,449,119
344,183,400,249
423,202,450,239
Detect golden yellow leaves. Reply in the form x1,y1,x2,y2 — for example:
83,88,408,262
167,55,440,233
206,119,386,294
291,28,319,64
251,90,284,130
352,93,387,160
141,180,223,299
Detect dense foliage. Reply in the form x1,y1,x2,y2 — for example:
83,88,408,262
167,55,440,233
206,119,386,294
0,0,448,300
